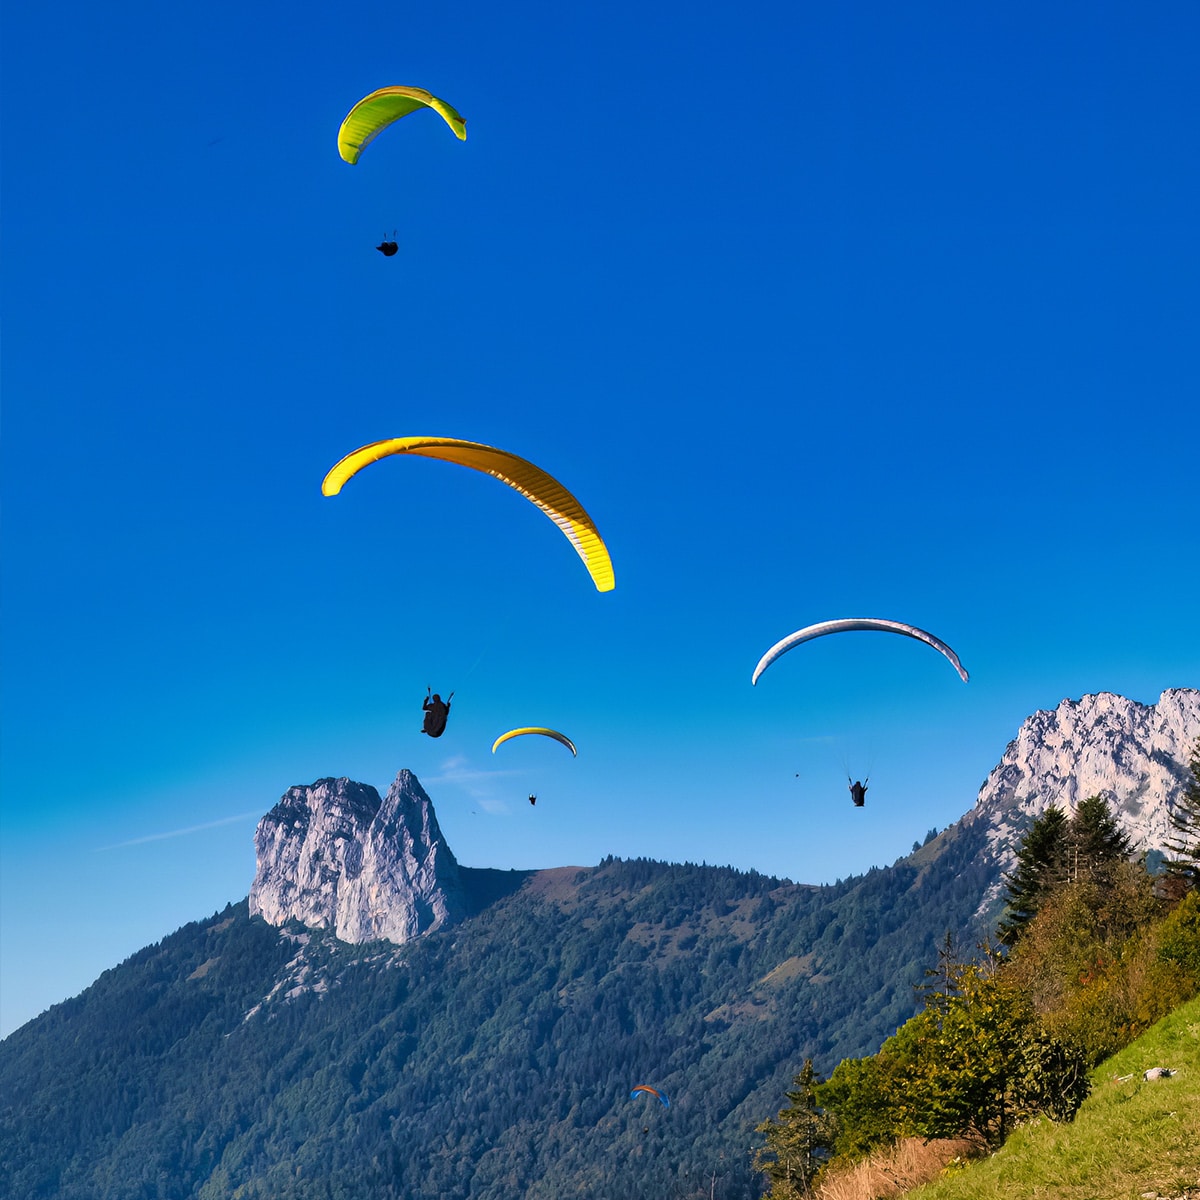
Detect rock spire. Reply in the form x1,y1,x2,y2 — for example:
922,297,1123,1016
249,769,468,944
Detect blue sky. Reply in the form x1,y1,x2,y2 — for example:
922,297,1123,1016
2,0,1197,1037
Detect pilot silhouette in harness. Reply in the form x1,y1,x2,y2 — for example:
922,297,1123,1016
848,778,868,808
376,230,399,256
421,689,453,738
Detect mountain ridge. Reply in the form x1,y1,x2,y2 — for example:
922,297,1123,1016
1,688,1196,1199
246,688,1199,953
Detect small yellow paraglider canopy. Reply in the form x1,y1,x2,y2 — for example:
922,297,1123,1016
321,436,615,592
492,728,578,756
338,86,467,164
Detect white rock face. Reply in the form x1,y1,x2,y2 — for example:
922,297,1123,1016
249,770,468,944
963,688,1199,908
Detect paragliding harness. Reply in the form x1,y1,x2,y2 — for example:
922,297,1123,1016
422,689,453,738
848,778,869,808
376,230,398,256
528,794,537,806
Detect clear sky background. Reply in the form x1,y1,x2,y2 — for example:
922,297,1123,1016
2,0,1197,1038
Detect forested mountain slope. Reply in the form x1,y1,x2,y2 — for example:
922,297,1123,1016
1,836,993,1200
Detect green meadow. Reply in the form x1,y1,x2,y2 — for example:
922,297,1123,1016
909,996,1200,1200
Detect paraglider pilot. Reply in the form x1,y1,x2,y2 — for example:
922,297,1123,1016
376,239,398,256
528,794,537,806
849,780,868,808
422,689,453,738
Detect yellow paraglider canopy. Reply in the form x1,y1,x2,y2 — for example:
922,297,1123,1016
492,728,578,756
321,436,615,592
338,86,467,164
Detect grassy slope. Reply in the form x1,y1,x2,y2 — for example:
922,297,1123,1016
908,996,1200,1200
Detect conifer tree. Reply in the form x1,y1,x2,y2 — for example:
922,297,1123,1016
753,1060,832,1197
919,931,969,1014
1165,737,1200,891
1066,794,1132,881
997,806,1068,946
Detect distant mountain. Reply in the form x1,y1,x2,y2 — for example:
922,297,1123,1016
1,689,1195,1200
250,771,469,944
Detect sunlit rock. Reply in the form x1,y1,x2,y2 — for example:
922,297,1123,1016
249,769,467,944
964,688,1200,912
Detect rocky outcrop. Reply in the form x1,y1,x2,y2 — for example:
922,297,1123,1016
961,688,1199,910
249,769,468,944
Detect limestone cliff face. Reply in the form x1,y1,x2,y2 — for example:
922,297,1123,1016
959,687,1200,910
249,770,467,944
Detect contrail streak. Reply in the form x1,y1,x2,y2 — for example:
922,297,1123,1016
95,811,260,851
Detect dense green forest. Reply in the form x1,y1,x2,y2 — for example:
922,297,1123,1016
0,823,995,1200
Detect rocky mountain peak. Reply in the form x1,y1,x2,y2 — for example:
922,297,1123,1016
960,687,1199,910
249,770,467,944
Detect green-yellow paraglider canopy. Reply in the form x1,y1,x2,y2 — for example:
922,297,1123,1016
338,86,467,164
492,728,578,756
321,436,615,592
